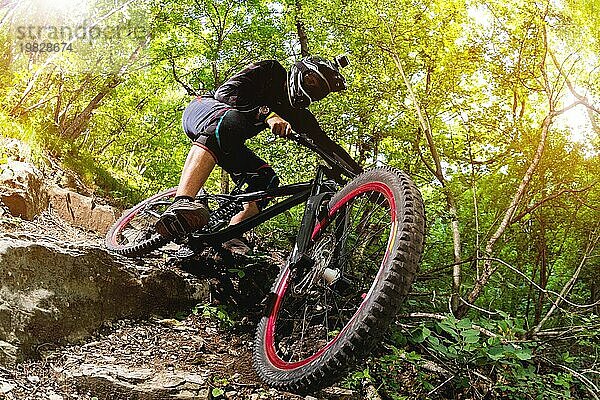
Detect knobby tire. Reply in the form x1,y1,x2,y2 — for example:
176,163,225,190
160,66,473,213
105,188,177,257
253,166,425,392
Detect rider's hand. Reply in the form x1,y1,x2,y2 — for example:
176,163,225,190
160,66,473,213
267,115,292,138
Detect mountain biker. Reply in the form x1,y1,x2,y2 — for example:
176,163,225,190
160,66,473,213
155,55,362,252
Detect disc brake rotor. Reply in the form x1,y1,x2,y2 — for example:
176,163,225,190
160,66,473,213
292,233,337,296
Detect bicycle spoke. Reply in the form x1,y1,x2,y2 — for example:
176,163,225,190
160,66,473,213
271,188,393,364
333,203,390,277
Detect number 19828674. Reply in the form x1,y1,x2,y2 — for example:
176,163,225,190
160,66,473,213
19,42,73,52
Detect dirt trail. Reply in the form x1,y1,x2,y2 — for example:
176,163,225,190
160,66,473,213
0,209,359,400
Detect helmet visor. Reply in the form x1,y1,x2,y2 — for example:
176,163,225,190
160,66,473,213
302,71,330,101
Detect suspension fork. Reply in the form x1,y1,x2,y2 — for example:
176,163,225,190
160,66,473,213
332,204,350,270
288,166,335,269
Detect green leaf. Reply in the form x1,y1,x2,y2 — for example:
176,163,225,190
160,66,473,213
456,318,472,329
427,336,440,346
497,310,510,320
515,349,532,360
487,347,505,361
228,268,245,278
462,329,480,344
561,351,575,363
437,322,458,338
405,351,421,362
411,327,431,343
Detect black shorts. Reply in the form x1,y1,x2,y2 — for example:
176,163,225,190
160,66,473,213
182,97,279,198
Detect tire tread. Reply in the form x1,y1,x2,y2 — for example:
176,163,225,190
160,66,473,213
253,166,425,393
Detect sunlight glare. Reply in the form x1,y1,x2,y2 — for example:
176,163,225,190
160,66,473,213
21,0,90,23
38,0,88,13
467,4,493,30
557,91,595,145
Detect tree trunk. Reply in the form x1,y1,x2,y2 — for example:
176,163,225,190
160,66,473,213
390,53,463,315
534,216,548,325
61,75,121,140
449,199,462,313
457,114,552,317
294,0,310,57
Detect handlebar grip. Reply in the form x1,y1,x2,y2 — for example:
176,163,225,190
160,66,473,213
290,131,309,144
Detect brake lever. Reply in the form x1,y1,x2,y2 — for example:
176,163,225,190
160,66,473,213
289,131,315,147
268,130,306,145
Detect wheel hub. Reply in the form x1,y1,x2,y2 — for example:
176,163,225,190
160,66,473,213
292,233,337,296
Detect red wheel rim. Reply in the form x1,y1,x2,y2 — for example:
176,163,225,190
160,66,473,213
108,188,177,248
264,181,398,370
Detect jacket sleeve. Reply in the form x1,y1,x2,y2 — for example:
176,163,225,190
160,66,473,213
289,108,363,180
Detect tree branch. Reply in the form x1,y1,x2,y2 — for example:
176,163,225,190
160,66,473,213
511,183,597,223
541,357,600,400
169,57,198,95
384,37,463,314
533,227,599,335
459,25,556,315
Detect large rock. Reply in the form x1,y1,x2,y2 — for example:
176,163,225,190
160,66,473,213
0,235,209,367
0,153,120,234
64,364,211,400
47,186,120,235
0,160,48,220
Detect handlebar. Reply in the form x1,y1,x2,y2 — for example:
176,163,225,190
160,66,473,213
289,131,308,144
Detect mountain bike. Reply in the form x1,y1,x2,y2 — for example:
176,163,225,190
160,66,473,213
105,132,425,393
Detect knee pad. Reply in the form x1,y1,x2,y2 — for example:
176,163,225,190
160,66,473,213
246,166,280,209
215,110,252,153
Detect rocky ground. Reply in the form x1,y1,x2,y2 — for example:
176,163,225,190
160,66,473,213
0,317,359,400
0,208,361,400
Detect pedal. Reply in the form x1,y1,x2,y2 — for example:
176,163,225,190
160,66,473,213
174,244,196,260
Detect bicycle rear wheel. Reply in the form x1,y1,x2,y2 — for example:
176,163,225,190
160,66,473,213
253,166,425,392
105,188,176,257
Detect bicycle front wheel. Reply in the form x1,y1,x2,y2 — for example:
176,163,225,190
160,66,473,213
253,167,425,392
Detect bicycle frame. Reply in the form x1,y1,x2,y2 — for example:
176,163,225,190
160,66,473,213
188,181,309,246
188,132,359,266
188,164,335,248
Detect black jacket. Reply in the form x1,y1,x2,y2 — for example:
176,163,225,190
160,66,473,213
212,60,362,179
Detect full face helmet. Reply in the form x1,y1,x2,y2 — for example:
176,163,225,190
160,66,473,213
288,55,349,108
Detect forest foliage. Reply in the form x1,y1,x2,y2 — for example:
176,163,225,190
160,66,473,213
1,0,599,398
